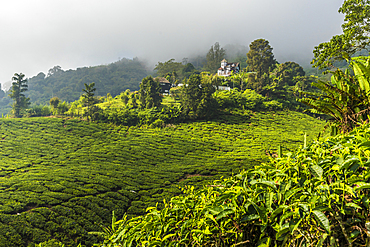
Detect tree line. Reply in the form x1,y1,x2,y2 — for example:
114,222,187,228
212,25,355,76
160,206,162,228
4,37,314,120
4,0,369,130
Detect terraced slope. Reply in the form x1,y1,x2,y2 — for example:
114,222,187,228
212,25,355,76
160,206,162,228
0,111,324,246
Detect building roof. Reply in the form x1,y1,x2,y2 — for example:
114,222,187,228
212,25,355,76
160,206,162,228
221,59,227,63
155,77,171,84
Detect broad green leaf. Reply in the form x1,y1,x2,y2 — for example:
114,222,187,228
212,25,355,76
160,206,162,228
215,209,234,220
312,210,330,233
340,157,359,170
298,203,309,213
352,59,370,93
266,192,273,211
310,165,323,179
208,206,223,215
250,180,277,190
241,214,259,222
331,182,355,197
354,182,370,191
345,203,362,209
162,233,176,242
336,157,344,165
279,212,294,226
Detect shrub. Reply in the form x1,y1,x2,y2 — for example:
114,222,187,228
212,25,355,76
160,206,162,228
262,100,283,110
26,105,51,117
150,119,164,128
214,89,277,111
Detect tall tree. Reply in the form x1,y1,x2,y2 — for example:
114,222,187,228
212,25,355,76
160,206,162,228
271,62,305,87
181,74,202,116
82,82,96,120
180,74,218,119
154,59,184,78
47,65,63,77
9,73,30,117
49,96,60,115
180,63,197,81
246,39,276,77
265,62,308,99
50,97,60,109
246,39,277,94
312,0,370,69
139,76,162,109
205,42,226,73
130,93,138,109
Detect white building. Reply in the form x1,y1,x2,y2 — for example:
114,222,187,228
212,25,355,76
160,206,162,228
217,59,240,77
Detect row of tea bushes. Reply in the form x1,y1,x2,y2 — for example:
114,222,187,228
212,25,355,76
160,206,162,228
0,111,324,246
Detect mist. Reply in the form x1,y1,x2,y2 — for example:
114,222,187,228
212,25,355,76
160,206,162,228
0,0,344,88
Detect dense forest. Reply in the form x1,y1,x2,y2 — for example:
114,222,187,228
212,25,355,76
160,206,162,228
26,58,150,105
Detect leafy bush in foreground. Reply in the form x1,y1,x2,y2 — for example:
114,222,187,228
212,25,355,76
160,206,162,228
98,123,370,246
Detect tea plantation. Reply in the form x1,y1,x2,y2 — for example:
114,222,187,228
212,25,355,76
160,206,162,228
0,111,324,246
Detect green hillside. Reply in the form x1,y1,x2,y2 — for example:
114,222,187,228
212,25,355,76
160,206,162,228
0,58,150,116
26,58,150,106
0,111,324,246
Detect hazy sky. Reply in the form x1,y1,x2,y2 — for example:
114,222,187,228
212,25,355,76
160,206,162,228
0,0,344,90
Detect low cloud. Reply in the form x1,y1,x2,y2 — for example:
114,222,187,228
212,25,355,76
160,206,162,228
0,0,344,85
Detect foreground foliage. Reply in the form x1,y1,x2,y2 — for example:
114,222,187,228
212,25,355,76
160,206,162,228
98,123,370,246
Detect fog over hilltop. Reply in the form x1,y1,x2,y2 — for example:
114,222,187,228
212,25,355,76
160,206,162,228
0,0,344,87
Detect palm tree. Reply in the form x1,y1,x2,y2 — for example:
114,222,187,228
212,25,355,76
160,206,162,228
299,56,370,132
